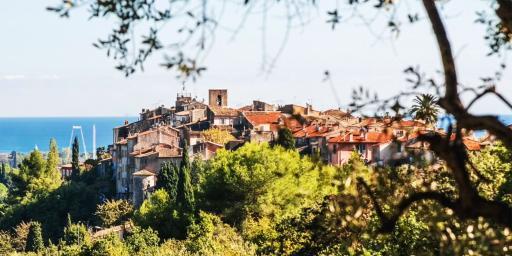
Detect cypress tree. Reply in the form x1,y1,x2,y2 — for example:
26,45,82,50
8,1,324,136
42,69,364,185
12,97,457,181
277,127,295,150
0,162,12,188
25,222,44,252
0,163,5,184
175,143,195,238
71,137,80,179
177,143,195,213
157,161,179,203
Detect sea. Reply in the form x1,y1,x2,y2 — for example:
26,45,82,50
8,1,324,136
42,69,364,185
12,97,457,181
0,115,510,154
0,117,137,153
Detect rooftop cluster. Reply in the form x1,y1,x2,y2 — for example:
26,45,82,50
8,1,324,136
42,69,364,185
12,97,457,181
99,89,487,206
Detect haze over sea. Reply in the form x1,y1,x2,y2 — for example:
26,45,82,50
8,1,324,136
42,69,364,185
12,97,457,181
0,117,137,153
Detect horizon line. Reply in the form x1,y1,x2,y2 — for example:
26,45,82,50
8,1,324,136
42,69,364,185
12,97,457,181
0,115,139,118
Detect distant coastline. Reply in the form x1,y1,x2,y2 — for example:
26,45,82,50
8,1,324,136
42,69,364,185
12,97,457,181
0,117,137,153
0,115,510,153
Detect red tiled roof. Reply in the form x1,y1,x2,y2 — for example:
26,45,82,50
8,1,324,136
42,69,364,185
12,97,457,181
327,131,392,144
390,120,426,128
293,124,334,138
327,133,351,143
463,138,481,151
358,118,379,127
365,132,393,143
243,111,281,126
283,117,303,132
398,120,417,127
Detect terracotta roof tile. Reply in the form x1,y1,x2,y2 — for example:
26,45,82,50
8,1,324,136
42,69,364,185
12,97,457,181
293,124,337,138
327,131,392,144
463,138,481,151
365,132,393,143
243,111,281,126
283,117,303,132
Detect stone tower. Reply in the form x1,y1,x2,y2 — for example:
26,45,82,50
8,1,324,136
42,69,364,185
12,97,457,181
208,89,228,107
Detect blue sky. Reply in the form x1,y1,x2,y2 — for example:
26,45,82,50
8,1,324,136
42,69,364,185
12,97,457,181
1,0,511,117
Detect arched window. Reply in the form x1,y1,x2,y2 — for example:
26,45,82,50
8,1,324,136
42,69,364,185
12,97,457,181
216,95,223,106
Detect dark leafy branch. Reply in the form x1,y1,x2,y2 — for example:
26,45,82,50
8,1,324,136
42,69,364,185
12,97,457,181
48,0,318,79
348,0,512,233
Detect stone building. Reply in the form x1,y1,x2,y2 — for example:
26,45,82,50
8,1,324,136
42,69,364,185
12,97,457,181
112,125,181,202
192,141,224,160
252,100,276,111
132,170,156,208
279,104,320,117
206,106,241,128
241,111,282,143
208,89,228,107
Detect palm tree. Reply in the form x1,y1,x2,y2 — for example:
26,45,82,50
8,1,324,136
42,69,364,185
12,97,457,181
410,94,439,125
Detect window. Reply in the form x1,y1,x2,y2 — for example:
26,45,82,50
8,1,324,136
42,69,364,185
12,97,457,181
216,95,222,106
357,144,366,154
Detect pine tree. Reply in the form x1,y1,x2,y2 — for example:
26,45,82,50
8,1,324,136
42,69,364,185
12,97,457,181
23,149,46,178
277,127,295,150
63,214,90,246
71,137,80,179
46,138,62,183
177,144,195,213
25,222,44,252
157,161,179,203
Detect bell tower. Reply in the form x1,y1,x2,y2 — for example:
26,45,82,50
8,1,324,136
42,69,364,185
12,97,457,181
208,89,228,107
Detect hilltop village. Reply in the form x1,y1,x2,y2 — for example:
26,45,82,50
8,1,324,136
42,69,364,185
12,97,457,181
92,89,484,207
0,89,509,255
